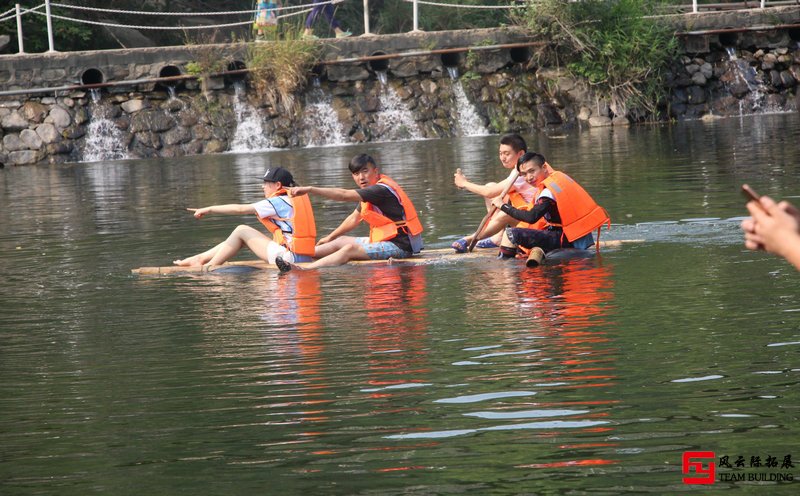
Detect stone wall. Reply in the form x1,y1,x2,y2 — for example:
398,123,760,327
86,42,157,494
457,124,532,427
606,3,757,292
667,30,800,118
1,8,799,166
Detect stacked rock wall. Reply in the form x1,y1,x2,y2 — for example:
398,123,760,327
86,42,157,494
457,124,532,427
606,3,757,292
1,9,800,166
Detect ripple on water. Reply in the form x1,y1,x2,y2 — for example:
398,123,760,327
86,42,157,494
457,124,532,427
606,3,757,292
670,375,724,383
464,409,589,419
767,341,800,347
471,348,540,359
386,420,610,440
434,391,538,404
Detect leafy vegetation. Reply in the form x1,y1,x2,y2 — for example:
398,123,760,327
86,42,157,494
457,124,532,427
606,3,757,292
245,32,319,114
520,0,679,118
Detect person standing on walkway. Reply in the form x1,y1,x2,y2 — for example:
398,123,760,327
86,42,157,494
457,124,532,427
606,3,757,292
303,0,352,39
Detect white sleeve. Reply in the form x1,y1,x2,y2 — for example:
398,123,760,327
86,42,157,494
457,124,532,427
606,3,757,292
538,188,555,201
252,199,277,219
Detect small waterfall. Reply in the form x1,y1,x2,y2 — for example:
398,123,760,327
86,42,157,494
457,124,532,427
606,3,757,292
725,46,737,61
723,58,776,115
376,70,388,86
230,81,273,152
446,66,459,80
451,81,489,136
167,86,177,100
82,89,129,162
301,87,348,147
374,84,422,141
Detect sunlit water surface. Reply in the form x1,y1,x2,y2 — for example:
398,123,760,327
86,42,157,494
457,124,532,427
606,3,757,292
1,113,799,494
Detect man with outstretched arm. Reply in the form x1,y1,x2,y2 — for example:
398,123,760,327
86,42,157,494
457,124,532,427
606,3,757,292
173,167,316,269
276,154,423,272
451,133,554,252
491,152,610,267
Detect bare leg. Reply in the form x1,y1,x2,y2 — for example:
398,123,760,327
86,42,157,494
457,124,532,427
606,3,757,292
173,242,225,266
207,225,275,266
281,236,368,271
462,211,519,245
306,243,368,269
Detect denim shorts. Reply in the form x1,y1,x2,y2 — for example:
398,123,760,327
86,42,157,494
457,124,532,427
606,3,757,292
354,237,414,260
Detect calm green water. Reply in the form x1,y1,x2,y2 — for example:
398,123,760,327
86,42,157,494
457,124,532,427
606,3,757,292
1,113,799,495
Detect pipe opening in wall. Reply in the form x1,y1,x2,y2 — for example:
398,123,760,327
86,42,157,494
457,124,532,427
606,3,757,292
510,47,531,64
81,68,104,86
225,60,248,84
368,52,389,73
788,28,800,42
157,65,182,90
718,32,738,48
440,52,461,68
311,64,326,79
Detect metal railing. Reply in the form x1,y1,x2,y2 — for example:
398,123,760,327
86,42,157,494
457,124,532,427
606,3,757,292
0,0,795,55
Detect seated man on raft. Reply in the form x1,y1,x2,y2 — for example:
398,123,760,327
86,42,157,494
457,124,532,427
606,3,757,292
452,133,554,252
491,152,610,267
173,167,316,269
277,153,423,272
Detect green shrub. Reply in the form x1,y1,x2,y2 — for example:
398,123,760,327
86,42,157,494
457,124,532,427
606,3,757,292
521,0,679,118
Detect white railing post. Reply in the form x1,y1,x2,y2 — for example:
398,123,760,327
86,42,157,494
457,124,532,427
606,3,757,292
15,4,25,54
692,0,697,14
363,0,370,35
760,0,765,8
45,0,56,52
412,0,420,32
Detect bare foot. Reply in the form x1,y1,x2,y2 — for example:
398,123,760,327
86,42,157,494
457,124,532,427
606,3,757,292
173,254,206,267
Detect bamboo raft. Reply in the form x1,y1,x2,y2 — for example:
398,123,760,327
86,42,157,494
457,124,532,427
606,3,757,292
132,240,643,275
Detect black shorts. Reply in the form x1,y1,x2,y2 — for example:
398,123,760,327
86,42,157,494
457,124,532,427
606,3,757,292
506,227,567,253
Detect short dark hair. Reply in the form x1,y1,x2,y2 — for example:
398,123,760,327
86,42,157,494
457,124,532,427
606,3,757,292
348,154,378,174
499,133,527,154
517,152,546,171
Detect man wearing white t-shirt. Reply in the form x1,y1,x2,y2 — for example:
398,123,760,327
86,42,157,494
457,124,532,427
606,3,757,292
173,167,316,269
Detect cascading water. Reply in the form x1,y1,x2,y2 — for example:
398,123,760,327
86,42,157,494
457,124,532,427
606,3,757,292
725,47,737,61
301,84,349,147
446,68,489,136
722,56,774,115
82,89,129,162
230,81,273,152
373,71,422,141
376,71,389,86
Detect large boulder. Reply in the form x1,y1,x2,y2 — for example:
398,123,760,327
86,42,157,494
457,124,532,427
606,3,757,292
46,106,72,129
2,111,29,131
22,102,48,123
20,129,43,150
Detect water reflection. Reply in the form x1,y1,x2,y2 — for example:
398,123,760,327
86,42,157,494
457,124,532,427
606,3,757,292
384,259,620,472
2,113,800,493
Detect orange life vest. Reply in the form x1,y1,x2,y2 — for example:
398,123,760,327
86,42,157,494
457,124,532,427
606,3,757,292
514,162,556,229
257,188,317,257
359,175,424,243
539,171,610,242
